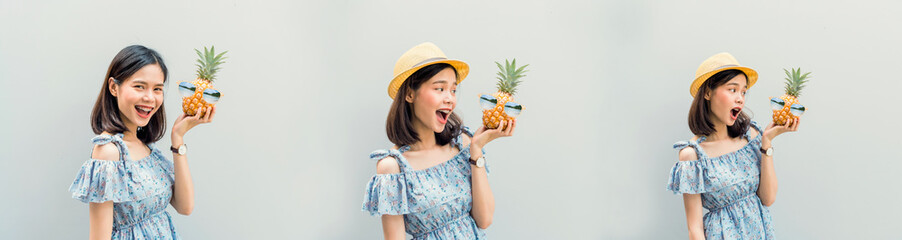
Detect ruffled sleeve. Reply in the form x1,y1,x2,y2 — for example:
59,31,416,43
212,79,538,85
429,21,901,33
667,160,707,194
69,159,135,203
69,134,171,203
362,149,412,216
667,140,707,194
362,173,413,216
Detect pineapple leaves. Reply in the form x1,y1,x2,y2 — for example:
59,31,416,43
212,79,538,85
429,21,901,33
782,67,811,97
494,58,528,95
194,45,229,81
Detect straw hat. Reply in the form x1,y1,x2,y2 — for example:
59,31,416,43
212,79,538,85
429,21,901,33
690,52,758,97
387,42,469,99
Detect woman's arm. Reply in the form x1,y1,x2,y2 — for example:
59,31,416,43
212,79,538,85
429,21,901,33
376,156,406,240
682,194,706,240
88,142,119,239
468,146,494,229
679,147,705,240
467,119,516,229
757,118,799,206
169,134,194,215
169,106,216,215
89,202,114,240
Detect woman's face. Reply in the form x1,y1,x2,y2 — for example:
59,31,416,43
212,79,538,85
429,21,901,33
110,64,165,129
707,74,747,127
406,67,458,134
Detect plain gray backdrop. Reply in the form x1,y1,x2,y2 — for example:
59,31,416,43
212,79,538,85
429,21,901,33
1,0,900,239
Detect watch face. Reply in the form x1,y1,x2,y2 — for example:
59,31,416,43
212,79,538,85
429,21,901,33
476,158,485,168
178,145,187,155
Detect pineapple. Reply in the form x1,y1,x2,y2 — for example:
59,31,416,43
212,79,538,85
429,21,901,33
179,46,227,117
770,68,810,125
481,59,527,130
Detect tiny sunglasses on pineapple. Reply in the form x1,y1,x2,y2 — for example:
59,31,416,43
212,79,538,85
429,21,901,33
178,82,221,104
770,97,805,117
480,94,522,117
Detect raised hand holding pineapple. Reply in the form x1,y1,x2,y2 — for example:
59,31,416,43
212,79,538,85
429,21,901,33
179,46,226,117
481,59,526,130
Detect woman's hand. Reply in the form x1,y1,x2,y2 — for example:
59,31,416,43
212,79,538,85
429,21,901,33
470,119,516,150
172,106,216,143
763,117,799,145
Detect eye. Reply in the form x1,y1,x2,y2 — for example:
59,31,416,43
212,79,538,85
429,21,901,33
203,89,221,104
480,94,497,110
503,102,522,117
135,85,145,90
789,104,805,117
178,82,197,98
770,97,785,110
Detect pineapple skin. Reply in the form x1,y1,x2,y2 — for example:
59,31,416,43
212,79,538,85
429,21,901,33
182,79,214,117
482,92,514,130
772,95,799,125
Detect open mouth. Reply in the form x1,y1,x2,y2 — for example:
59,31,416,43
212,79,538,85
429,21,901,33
730,107,742,120
436,109,451,124
136,105,154,119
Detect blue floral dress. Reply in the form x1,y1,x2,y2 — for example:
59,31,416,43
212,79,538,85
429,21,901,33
69,133,179,239
667,122,774,239
362,127,488,239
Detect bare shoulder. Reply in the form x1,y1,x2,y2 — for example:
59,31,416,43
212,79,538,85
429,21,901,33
748,126,760,137
375,146,402,174
678,147,698,162
678,135,702,162
92,143,120,161
459,132,472,146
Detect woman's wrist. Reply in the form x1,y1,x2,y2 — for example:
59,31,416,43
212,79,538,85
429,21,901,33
171,134,184,146
469,143,483,159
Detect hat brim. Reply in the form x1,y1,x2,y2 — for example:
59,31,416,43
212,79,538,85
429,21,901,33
690,66,758,97
388,59,470,99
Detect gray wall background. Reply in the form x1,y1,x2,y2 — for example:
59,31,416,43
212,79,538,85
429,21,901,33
1,0,900,239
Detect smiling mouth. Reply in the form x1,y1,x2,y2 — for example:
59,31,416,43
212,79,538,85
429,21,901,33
730,107,741,120
136,105,153,118
436,109,450,124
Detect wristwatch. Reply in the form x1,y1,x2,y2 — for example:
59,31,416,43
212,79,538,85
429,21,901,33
171,144,187,155
469,156,486,168
760,146,773,157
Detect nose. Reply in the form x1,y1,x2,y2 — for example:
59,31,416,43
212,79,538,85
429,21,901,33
736,93,745,105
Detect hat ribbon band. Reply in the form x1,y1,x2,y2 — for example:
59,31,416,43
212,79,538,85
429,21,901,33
412,57,449,68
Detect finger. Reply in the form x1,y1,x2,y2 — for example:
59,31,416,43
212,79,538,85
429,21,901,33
503,119,514,136
791,117,800,131
203,106,213,122
208,105,217,121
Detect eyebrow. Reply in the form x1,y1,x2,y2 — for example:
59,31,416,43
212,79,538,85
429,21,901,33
725,82,748,88
132,80,165,87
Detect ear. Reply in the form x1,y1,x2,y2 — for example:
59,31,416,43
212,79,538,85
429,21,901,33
108,77,119,97
704,90,711,101
405,89,415,103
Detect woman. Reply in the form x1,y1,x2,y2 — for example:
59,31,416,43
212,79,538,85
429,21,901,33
667,52,799,239
69,45,215,239
362,42,515,239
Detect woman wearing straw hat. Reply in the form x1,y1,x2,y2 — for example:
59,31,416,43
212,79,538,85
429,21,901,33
667,52,799,239
361,42,515,239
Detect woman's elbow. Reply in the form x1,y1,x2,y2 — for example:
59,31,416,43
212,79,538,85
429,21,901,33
476,217,492,229
175,205,194,216
761,198,775,207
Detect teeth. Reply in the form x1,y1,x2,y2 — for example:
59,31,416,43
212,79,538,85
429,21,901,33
438,110,450,114
137,106,152,112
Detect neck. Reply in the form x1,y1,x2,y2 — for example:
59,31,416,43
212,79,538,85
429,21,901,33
409,123,438,151
707,122,730,141
121,115,140,143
